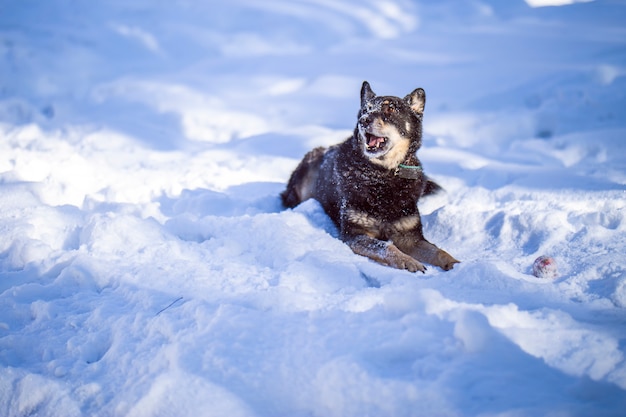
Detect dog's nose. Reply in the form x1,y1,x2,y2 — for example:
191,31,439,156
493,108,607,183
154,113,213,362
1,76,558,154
361,115,384,131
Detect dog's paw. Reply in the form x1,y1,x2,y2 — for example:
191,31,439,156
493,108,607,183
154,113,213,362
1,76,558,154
386,249,427,273
437,250,460,271
405,258,427,274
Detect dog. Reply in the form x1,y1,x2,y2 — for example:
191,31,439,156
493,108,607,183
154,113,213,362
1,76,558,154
281,81,459,273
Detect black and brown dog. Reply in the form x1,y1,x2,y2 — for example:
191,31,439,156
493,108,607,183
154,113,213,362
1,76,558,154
282,81,459,273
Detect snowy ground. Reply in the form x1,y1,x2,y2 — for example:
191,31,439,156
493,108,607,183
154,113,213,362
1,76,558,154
1,0,626,416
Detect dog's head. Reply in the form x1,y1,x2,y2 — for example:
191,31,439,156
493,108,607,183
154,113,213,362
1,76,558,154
356,81,426,170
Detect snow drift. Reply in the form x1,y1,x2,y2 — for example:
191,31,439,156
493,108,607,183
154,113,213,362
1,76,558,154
1,0,625,416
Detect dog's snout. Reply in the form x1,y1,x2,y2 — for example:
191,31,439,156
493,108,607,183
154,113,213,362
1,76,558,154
360,114,373,127
360,114,383,130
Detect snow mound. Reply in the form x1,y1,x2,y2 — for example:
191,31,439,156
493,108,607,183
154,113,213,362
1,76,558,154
1,0,625,416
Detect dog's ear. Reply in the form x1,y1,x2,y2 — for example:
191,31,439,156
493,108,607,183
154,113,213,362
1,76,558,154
360,81,376,107
405,88,426,115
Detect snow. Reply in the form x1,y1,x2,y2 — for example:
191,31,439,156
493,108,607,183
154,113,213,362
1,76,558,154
1,0,626,415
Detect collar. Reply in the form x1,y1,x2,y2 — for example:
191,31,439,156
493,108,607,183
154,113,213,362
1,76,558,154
395,163,423,179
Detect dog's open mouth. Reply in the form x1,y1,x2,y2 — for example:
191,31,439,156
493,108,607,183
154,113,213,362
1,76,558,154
365,133,388,153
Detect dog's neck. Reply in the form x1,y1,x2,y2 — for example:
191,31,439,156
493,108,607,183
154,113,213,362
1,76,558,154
395,149,423,179
395,162,422,179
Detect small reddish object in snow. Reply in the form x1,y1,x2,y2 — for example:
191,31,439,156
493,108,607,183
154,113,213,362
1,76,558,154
532,255,559,279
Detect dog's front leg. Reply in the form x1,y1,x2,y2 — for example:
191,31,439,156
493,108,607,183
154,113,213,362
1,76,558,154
395,237,459,271
346,235,427,273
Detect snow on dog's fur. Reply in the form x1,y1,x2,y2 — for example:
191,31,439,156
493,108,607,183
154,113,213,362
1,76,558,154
282,81,459,273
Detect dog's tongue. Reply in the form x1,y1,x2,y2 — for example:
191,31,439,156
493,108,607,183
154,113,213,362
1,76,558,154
368,135,385,148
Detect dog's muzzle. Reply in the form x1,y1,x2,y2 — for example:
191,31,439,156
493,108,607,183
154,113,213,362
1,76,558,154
360,114,390,155
365,133,388,152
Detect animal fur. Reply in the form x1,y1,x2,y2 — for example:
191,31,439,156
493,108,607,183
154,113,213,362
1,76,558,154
281,81,459,273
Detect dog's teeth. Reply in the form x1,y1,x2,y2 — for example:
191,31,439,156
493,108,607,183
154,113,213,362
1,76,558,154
367,135,385,149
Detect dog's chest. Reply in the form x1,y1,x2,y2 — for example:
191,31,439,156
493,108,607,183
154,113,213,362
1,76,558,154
340,161,421,220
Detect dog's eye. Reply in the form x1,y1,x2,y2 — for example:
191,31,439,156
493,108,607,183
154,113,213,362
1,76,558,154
384,102,396,114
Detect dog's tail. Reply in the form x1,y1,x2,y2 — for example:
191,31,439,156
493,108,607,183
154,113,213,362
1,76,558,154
281,147,326,208
422,178,444,197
